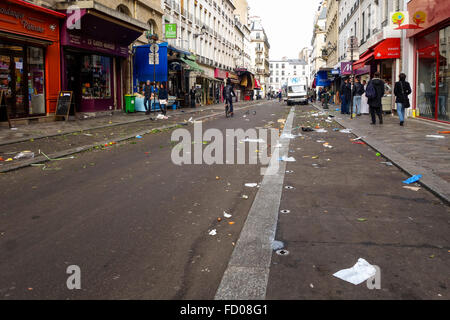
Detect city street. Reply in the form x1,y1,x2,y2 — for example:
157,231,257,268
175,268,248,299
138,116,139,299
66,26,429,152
1,101,448,300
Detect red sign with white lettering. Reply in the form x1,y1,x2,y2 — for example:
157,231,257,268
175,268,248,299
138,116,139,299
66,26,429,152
374,38,401,59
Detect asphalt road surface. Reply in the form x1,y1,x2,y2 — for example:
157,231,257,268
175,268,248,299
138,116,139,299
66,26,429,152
0,101,448,300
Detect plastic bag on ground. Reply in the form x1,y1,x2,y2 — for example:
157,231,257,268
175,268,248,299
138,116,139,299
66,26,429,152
333,258,377,285
14,151,35,160
403,174,422,184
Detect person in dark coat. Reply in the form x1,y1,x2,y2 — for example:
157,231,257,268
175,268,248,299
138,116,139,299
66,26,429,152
367,72,386,125
223,79,236,116
352,76,365,116
394,73,412,126
143,80,152,115
189,86,196,108
340,78,351,114
158,83,169,115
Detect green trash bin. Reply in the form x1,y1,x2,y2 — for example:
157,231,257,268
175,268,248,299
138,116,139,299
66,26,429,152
124,95,136,113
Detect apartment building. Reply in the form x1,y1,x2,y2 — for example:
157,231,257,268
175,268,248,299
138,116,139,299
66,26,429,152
269,59,309,93
250,16,270,98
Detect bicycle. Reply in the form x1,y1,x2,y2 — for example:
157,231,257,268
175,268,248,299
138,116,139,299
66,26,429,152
225,102,231,118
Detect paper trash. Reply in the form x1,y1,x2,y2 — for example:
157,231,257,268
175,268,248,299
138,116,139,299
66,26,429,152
340,129,352,134
426,135,445,139
241,138,265,143
280,133,297,139
279,156,296,162
333,258,377,285
245,183,258,188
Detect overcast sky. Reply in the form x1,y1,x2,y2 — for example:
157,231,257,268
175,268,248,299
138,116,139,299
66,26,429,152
247,0,322,60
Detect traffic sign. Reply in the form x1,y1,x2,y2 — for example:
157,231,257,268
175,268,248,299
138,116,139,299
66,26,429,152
150,44,159,53
149,52,159,65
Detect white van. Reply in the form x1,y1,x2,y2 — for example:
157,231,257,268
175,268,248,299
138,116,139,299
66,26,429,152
287,77,308,105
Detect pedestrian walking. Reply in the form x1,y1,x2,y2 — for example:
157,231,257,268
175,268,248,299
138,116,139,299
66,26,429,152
278,91,282,102
340,78,351,114
189,86,196,108
158,83,169,115
360,80,369,114
394,73,412,126
143,80,153,115
352,76,365,116
223,79,236,117
366,72,385,125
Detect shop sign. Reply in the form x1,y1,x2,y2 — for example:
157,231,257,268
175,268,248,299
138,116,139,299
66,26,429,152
165,24,177,39
214,68,227,79
65,34,128,57
390,10,427,30
0,4,59,38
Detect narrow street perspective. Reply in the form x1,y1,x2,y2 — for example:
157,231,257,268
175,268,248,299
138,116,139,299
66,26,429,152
0,0,449,311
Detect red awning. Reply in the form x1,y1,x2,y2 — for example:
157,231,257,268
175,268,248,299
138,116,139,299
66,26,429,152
374,38,401,59
353,52,374,70
6,0,66,18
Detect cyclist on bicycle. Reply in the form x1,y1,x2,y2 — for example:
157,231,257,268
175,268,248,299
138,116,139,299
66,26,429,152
223,79,236,117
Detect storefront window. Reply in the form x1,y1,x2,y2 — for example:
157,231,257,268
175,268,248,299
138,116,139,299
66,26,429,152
438,26,449,121
80,55,111,99
417,31,438,120
27,47,45,114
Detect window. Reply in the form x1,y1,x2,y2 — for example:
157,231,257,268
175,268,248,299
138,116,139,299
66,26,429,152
362,12,365,40
80,55,111,99
117,5,132,17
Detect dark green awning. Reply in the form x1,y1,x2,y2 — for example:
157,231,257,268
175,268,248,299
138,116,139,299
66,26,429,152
181,55,203,73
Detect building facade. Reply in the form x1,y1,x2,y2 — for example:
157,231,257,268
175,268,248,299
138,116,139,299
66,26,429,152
269,58,309,93
250,16,270,98
310,2,328,89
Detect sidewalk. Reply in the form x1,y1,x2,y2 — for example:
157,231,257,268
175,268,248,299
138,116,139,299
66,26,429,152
0,100,261,173
312,102,450,204
0,100,255,146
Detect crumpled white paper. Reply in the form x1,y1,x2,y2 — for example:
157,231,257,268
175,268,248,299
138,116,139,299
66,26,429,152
333,258,377,285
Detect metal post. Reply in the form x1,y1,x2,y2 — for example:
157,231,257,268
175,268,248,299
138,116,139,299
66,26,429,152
350,36,355,119
153,41,156,114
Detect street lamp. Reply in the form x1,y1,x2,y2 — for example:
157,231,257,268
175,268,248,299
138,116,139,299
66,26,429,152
194,26,206,38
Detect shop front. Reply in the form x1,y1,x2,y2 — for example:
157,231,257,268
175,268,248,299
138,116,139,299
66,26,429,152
407,0,450,122
228,72,241,102
0,0,64,121
235,68,254,101
353,38,401,112
214,68,228,103
60,6,146,113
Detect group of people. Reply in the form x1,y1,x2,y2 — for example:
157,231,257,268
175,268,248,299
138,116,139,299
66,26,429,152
142,80,169,116
336,72,411,126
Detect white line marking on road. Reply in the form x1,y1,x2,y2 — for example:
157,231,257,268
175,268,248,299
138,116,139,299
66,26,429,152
215,107,295,300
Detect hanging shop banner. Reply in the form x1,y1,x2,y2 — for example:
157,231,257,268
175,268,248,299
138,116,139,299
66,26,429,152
165,23,177,39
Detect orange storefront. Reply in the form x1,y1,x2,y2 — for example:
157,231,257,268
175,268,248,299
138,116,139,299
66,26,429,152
0,0,64,119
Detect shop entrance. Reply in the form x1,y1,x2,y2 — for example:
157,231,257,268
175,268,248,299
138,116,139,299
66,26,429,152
65,52,82,114
0,45,27,118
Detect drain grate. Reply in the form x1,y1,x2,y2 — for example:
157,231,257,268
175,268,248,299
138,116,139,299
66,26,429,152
276,249,290,256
